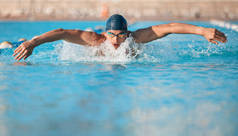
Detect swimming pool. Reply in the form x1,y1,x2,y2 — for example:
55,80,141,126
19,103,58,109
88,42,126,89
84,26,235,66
0,21,238,136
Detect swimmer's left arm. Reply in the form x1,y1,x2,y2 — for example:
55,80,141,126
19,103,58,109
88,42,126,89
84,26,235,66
132,23,227,45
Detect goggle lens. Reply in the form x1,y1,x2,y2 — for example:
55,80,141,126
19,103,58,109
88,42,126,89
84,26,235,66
107,32,127,38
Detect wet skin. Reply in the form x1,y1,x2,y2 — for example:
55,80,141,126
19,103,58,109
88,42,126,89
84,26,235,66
12,23,227,61
103,30,128,49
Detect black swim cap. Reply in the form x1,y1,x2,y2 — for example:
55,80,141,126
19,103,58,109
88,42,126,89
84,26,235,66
106,14,128,31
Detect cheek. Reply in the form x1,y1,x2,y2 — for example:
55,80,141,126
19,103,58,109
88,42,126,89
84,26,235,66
119,38,126,43
106,36,113,42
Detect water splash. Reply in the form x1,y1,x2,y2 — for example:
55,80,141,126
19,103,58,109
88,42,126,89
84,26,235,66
56,36,144,64
186,43,226,58
0,36,230,65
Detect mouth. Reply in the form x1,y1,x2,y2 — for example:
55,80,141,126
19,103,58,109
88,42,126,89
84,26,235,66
113,44,120,49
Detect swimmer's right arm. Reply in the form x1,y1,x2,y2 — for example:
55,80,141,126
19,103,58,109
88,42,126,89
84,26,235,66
13,29,105,61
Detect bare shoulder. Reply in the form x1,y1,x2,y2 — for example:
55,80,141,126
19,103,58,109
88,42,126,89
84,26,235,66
64,29,106,46
131,27,158,43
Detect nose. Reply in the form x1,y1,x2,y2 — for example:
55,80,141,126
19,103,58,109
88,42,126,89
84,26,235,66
112,36,119,43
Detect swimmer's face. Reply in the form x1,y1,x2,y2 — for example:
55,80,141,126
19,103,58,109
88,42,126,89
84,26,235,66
105,30,127,49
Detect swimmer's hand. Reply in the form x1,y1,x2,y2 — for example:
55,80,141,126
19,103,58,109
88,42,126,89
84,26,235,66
203,28,227,45
13,40,35,61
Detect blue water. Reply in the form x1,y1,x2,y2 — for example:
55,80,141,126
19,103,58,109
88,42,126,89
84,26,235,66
0,21,238,136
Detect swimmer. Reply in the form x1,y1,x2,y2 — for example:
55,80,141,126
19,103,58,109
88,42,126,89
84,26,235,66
12,14,227,61
0,38,27,49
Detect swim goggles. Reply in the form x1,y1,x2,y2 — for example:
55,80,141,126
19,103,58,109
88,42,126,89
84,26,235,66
107,32,127,38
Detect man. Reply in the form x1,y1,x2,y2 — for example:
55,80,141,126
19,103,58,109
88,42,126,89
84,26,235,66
0,38,26,49
12,14,227,61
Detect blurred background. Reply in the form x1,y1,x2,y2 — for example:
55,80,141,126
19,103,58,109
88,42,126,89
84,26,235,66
0,0,237,21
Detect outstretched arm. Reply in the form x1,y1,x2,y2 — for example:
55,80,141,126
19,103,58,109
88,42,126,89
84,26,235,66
13,29,106,61
132,23,227,44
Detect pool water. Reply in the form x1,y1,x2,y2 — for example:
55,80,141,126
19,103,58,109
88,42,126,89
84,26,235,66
0,21,238,136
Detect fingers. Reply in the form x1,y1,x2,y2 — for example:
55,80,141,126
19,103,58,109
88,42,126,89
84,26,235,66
13,45,31,61
24,55,29,60
215,34,226,43
12,41,34,61
13,46,22,56
14,49,26,61
209,39,219,45
14,48,25,59
215,30,227,43
215,30,226,37
16,50,28,61
207,29,227,45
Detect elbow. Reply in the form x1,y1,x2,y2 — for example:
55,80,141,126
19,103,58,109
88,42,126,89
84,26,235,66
54,28,67,39
167,23,183,34
54,28,65,33
168,22,180,27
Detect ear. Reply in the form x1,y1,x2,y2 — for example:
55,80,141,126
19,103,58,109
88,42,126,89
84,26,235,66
102,32,107,36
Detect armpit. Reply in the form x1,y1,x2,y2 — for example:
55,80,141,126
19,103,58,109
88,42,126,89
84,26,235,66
88,32,106,46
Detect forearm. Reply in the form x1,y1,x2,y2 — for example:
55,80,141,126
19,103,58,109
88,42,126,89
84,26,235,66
13,28,104,61
29,28,67,47
151,23,207,38
151,22,227,45
31,29,103,46
161,23,227,44
166,23,206,35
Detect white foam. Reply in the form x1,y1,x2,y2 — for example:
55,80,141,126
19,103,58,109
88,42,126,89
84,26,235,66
56,36,144,64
